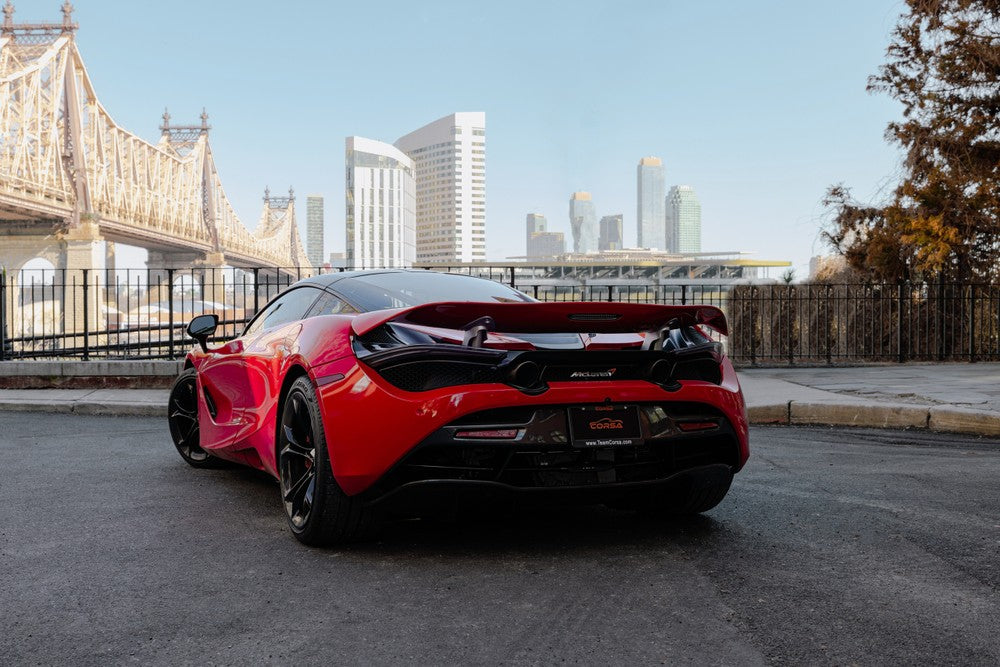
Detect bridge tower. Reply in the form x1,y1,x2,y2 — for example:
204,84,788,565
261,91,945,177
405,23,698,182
0,3,312,345
0,1,105,342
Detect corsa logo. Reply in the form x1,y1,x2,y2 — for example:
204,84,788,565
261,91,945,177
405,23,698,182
571,368,617,379
589,417,624,430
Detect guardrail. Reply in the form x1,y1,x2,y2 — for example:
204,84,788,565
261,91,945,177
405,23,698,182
1,266,997,365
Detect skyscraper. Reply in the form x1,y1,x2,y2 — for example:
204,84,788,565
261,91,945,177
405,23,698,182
526,213,565,258
569,192,597,254
395,112,486,264
345,136,416,269
306,195,324,267
526,213,546,251
636,157,665,250
599,214,623,251
666,185,702,254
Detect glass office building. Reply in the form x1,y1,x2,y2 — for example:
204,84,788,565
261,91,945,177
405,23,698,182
599,214,623,251
636,156,665,250
666,185,702,254
569,192,597,254
305,195,324,268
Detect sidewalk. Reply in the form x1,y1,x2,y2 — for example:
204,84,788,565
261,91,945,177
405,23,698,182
741,363,1000,436
1,363,999,437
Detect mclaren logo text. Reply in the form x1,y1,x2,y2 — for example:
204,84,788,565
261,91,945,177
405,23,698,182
570,368,617,379
589,417,625,430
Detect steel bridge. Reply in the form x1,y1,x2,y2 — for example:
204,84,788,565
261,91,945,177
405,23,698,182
0,2,311,277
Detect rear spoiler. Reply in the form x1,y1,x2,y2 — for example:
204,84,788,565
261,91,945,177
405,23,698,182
351,301,728,337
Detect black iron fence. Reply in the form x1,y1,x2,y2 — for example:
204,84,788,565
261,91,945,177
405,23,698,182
1,266,998,365
725,282,1000,364
0,266,312,361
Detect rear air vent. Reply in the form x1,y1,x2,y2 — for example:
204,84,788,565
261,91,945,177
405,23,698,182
379,361,503,392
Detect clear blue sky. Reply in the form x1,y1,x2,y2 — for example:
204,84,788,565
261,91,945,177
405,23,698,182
43,0,905,276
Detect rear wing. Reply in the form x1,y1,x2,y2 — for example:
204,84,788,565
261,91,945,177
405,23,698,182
351,301,727,337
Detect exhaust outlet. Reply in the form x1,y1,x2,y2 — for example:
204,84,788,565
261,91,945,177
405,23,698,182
647,359,681,390
509,360,542,389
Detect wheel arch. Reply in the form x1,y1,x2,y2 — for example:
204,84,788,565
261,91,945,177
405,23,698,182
274,364,312,460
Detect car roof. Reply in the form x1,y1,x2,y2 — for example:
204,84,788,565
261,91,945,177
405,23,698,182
297,269,481,289
295,269,393,288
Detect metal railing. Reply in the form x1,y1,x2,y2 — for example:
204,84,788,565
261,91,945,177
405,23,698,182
0,266,317,361
2,266,998,365
724,282,1000,365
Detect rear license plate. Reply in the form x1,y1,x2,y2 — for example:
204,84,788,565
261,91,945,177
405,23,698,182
568,405,642,447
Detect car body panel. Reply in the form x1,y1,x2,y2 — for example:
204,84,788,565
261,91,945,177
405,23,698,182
182,271,749,501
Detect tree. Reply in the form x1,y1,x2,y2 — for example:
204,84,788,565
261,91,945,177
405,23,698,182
824,0,1000,282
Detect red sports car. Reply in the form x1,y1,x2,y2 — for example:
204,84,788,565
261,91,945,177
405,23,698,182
168,270,749,545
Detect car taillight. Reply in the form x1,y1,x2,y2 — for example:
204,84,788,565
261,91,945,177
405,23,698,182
454,429,520,439
676,421,718,432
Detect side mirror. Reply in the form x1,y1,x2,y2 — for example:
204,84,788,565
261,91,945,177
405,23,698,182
187,314,219,352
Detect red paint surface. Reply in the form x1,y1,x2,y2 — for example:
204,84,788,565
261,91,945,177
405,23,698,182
186,302,748,494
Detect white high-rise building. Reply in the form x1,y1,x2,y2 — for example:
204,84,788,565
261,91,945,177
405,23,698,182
306,195,324,267
395,112,486,263
666,185,702,254
345,136,416,269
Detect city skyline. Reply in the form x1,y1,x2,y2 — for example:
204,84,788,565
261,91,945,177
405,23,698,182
60,1,903,276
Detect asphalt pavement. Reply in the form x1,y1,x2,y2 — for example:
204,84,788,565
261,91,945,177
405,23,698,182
1,412,999,665
4,362,1000,436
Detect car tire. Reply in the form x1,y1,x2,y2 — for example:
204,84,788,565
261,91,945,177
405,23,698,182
610,464,734,515
168,368,227,468
278,376,380,546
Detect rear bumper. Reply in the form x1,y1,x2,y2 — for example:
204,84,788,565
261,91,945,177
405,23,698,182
366,464,734,514
313,355,749,496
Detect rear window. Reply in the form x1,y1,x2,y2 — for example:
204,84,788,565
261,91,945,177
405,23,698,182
339,272,532,311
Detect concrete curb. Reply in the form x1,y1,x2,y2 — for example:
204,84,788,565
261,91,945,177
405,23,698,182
0,400,165,417
0,360,184,389
1,396,998,438
0,360,184,376
747,402,1000,437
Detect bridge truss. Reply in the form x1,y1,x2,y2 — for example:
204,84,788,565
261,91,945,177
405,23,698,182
0,2,311,270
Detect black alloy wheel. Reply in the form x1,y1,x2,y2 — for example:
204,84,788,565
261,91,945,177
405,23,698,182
277,376,380,546
168,368,221,468
278,391,318,530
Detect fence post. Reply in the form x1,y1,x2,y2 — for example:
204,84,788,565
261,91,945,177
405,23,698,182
969,284,976,363
787,284,795,366
749,286,757,367
252,268,260,315
82,268,90,361
938,278,946,361
896,282,904,363
167,268,175,359
0,268,6,361
681,285,688,305
508,266,516,289
826,284,833,366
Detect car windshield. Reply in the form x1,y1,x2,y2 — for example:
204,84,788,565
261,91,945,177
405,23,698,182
338,271,532,311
